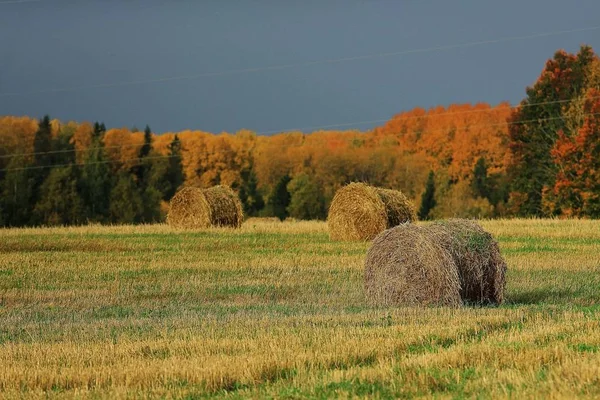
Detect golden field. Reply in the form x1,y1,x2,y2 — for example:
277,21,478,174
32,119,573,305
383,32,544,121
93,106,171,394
0,219,600,399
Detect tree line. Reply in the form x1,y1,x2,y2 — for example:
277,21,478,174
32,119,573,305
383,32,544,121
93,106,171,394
0,121,183,226
0,45,599,226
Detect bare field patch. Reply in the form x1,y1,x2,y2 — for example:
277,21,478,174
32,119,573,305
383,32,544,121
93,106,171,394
1,219,600,398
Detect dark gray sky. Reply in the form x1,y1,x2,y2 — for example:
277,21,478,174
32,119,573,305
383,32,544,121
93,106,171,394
1,0,599,134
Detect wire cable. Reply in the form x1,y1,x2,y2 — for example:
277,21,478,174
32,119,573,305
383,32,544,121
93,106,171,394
0,0,44,4
0,154,181,173
2,112,599,173
1,95,597,160
1,25,598,96
258,95,600,135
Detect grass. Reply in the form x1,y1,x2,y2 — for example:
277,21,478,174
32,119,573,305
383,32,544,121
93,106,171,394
0,218,600,398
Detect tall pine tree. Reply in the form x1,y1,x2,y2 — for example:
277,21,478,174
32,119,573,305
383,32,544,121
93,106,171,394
33,115,53,169
93,121,106,139
132,125,162,223
471,157,490,200
161,134,184,201
140,125,152,158
267,175,291,221
418,171,436,220
29,116,55,225
238,168,264,217
81,134,112,222
0,156,35,226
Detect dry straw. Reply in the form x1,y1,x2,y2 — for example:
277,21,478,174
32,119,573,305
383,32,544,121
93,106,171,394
203,185,244,228
375,188,418,227
166,187,211,229
327,183,416,241
167,185,243,229
424,219,506,305
364,224,462,307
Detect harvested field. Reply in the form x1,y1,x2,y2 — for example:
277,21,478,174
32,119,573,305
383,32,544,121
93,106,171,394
1,219,600,398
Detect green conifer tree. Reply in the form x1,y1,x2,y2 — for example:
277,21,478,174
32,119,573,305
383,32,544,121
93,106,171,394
418,171,437,220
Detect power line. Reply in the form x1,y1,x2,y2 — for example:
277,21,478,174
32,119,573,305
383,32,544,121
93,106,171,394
259,113,600,143
2,112,599,173
0,142,141,160
1,95,597,160
258,95,600,135
0,154,180,173
1,25,598,97
0,0,43,4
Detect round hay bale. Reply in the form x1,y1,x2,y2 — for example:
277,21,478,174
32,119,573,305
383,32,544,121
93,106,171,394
327,183,387,241
375,188,417,226
364,224,462,307
166,187,211,229
424,219,506,305
203,185,244,228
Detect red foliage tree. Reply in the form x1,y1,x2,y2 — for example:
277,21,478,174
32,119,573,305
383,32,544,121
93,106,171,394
551,88,600,217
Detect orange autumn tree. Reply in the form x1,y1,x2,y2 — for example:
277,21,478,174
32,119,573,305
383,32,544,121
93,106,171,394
70,122,94,163
373,103,511,180
103,128,144,171
0,116,38,167
550,88,600,217
371,102,512,217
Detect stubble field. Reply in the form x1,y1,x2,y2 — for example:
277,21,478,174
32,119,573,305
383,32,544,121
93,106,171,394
1,219,600,399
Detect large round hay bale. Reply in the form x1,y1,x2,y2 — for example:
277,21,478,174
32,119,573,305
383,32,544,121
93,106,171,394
327,183,387,241
364,224,462,307
424,219,506,305
166,187,211,229
203,185,244,228
375,188,417,227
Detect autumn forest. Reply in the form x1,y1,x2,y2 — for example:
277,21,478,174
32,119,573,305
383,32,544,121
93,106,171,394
1,45,599,227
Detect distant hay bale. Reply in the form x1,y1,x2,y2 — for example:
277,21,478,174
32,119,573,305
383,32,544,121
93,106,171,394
425,219,506,305
364,224,462,307
166,187,211,229
167,185,243,229
327,183,387,241
203,185,244,228
327,183,416,241
375,188,417,227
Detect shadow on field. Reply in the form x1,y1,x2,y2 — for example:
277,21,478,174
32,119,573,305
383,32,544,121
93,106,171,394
505,288,579,305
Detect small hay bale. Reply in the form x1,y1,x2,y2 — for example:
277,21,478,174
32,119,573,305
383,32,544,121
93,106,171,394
166,187,211,229
327,183,387,241
202,185,244,228
425,219,506,305
364,224,462,307
375,188,417,227
327,183,416,241
167,185,243,229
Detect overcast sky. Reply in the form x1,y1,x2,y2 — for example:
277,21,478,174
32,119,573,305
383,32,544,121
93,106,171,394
1,0,599,134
